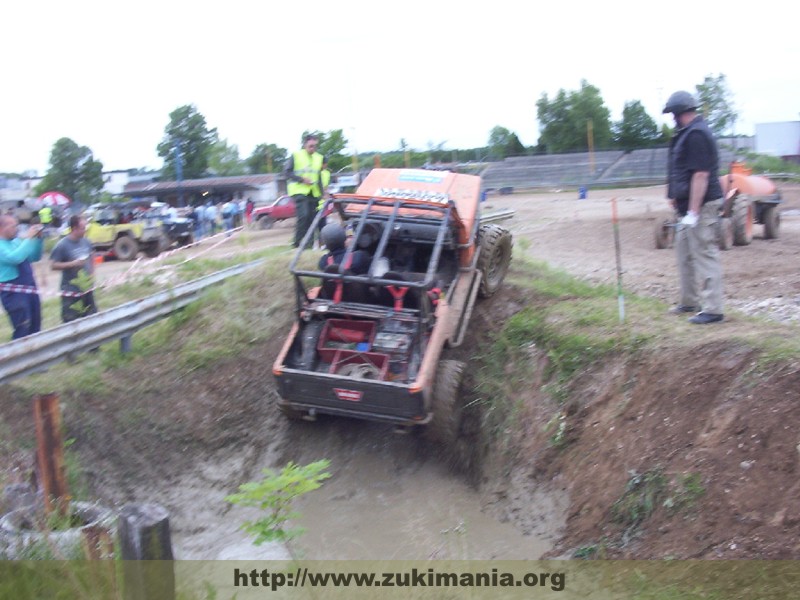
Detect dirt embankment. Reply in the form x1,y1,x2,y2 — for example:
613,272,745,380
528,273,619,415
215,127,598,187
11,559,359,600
1,183,799,559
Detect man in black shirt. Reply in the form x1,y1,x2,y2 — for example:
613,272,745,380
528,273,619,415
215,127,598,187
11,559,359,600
664,91,724,324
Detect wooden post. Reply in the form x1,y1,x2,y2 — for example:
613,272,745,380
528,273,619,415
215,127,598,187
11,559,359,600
33,392,69,517
118,503,175,600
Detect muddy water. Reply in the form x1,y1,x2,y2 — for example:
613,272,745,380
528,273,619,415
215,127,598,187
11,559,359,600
280,417,563,560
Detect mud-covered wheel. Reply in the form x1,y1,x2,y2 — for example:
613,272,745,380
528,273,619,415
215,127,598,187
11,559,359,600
143,242,160,258
258,216,275,230
733,198,753,246
477,224,512,298
654,219,674,249
426,360,466,445
762,205,780,239
717,217,733,250
113,236,138,261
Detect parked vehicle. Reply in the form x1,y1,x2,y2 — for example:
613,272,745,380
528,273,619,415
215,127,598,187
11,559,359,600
84,203,167,260
252,195,295,229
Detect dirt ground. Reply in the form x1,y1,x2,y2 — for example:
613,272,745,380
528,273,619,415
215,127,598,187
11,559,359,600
2,182,799,560
485,183,800,322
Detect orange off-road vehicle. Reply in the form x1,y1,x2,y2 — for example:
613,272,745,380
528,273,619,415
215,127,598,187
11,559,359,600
272,168,512,441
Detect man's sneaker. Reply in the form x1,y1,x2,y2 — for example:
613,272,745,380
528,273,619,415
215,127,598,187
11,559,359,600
669,305,698,314
688,313,724,325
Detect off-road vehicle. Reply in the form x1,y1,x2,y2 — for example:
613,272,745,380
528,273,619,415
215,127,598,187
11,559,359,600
253,195,295,230
85,203,168,260
273,168,513,441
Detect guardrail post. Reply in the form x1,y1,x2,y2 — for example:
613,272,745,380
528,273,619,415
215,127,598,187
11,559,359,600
33,392,70,517
120,335,132,354
119,503,175,600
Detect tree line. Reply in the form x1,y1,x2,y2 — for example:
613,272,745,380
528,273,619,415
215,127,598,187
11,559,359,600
32,74,740,202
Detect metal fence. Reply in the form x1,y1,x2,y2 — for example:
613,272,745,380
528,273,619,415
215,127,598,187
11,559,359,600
0,260,264,385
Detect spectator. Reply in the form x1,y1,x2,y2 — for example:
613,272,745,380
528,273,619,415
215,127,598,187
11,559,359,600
245,197,255,227
50,215,98,323
0,215,43,340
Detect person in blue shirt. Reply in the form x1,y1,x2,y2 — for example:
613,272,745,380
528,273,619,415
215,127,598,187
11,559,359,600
318,223,371,274
0,215,44,340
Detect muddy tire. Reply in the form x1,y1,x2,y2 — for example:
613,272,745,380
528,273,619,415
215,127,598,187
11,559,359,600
477,224,512,298
258,216,275,230
762,205,780,239
733,198,753,246
426,360,466,445
654,219,674,249
113,236,139,261
717,217,733,251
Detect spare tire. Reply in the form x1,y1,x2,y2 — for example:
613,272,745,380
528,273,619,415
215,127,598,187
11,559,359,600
477,224,512,298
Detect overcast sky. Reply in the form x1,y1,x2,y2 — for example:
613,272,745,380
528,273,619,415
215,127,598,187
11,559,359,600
2,0,798,175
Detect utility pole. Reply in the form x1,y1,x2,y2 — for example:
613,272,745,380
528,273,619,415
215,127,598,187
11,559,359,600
173,142,184,207
587,119,595,176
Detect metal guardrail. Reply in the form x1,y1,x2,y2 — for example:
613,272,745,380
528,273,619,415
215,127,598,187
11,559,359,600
0,260,265,385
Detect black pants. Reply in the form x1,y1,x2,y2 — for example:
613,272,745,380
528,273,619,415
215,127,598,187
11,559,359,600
293,194,317,248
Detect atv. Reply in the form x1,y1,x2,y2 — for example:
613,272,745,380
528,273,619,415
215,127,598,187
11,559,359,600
272,168,513,442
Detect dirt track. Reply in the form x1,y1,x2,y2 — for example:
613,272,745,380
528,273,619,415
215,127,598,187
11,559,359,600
484,183,800,321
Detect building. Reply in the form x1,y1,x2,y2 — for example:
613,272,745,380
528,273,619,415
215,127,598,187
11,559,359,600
123,173,282,207
755,121,800,163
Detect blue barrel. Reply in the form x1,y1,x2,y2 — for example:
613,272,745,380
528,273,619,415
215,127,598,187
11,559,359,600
578,186,587,200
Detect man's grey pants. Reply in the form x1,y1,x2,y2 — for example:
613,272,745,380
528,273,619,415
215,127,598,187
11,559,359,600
675,199,724,314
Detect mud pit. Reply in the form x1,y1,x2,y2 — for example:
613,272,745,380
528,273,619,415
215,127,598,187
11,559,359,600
4,182,799,560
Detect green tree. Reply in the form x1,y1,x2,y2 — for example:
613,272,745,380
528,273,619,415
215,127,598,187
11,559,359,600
488,126,526,159
207,138,246,176
613,100,660,150
695,73,738,136
246,143,287,174
536,80,613,153
300,129,350,172
157,104,218,180
35,137,104,203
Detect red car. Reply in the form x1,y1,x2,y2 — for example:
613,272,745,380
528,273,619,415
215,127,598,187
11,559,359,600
252,195,295,230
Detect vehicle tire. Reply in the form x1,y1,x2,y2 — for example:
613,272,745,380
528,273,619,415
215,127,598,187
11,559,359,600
113,236,139,261
258,216,275,230
654,219,674,249
762,205,780,239
143,242,161,258
717,217,733,251
733,198,753,246
476,224,512,298
426,359,466,446
178,234,194,247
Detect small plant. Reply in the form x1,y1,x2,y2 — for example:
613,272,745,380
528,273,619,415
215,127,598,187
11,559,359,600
225,459,331,546
611,468,667,527
663,472,706,512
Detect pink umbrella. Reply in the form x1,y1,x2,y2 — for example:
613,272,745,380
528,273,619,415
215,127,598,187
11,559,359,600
38,191,71,207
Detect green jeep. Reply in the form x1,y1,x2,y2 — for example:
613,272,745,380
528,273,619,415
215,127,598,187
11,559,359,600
85,204,168,260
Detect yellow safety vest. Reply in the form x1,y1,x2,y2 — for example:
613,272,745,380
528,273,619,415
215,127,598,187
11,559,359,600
39,206,53,224
315,169,331,210
287,150,323,197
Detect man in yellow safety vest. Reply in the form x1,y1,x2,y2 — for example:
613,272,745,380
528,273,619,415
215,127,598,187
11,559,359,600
283,134,325,248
